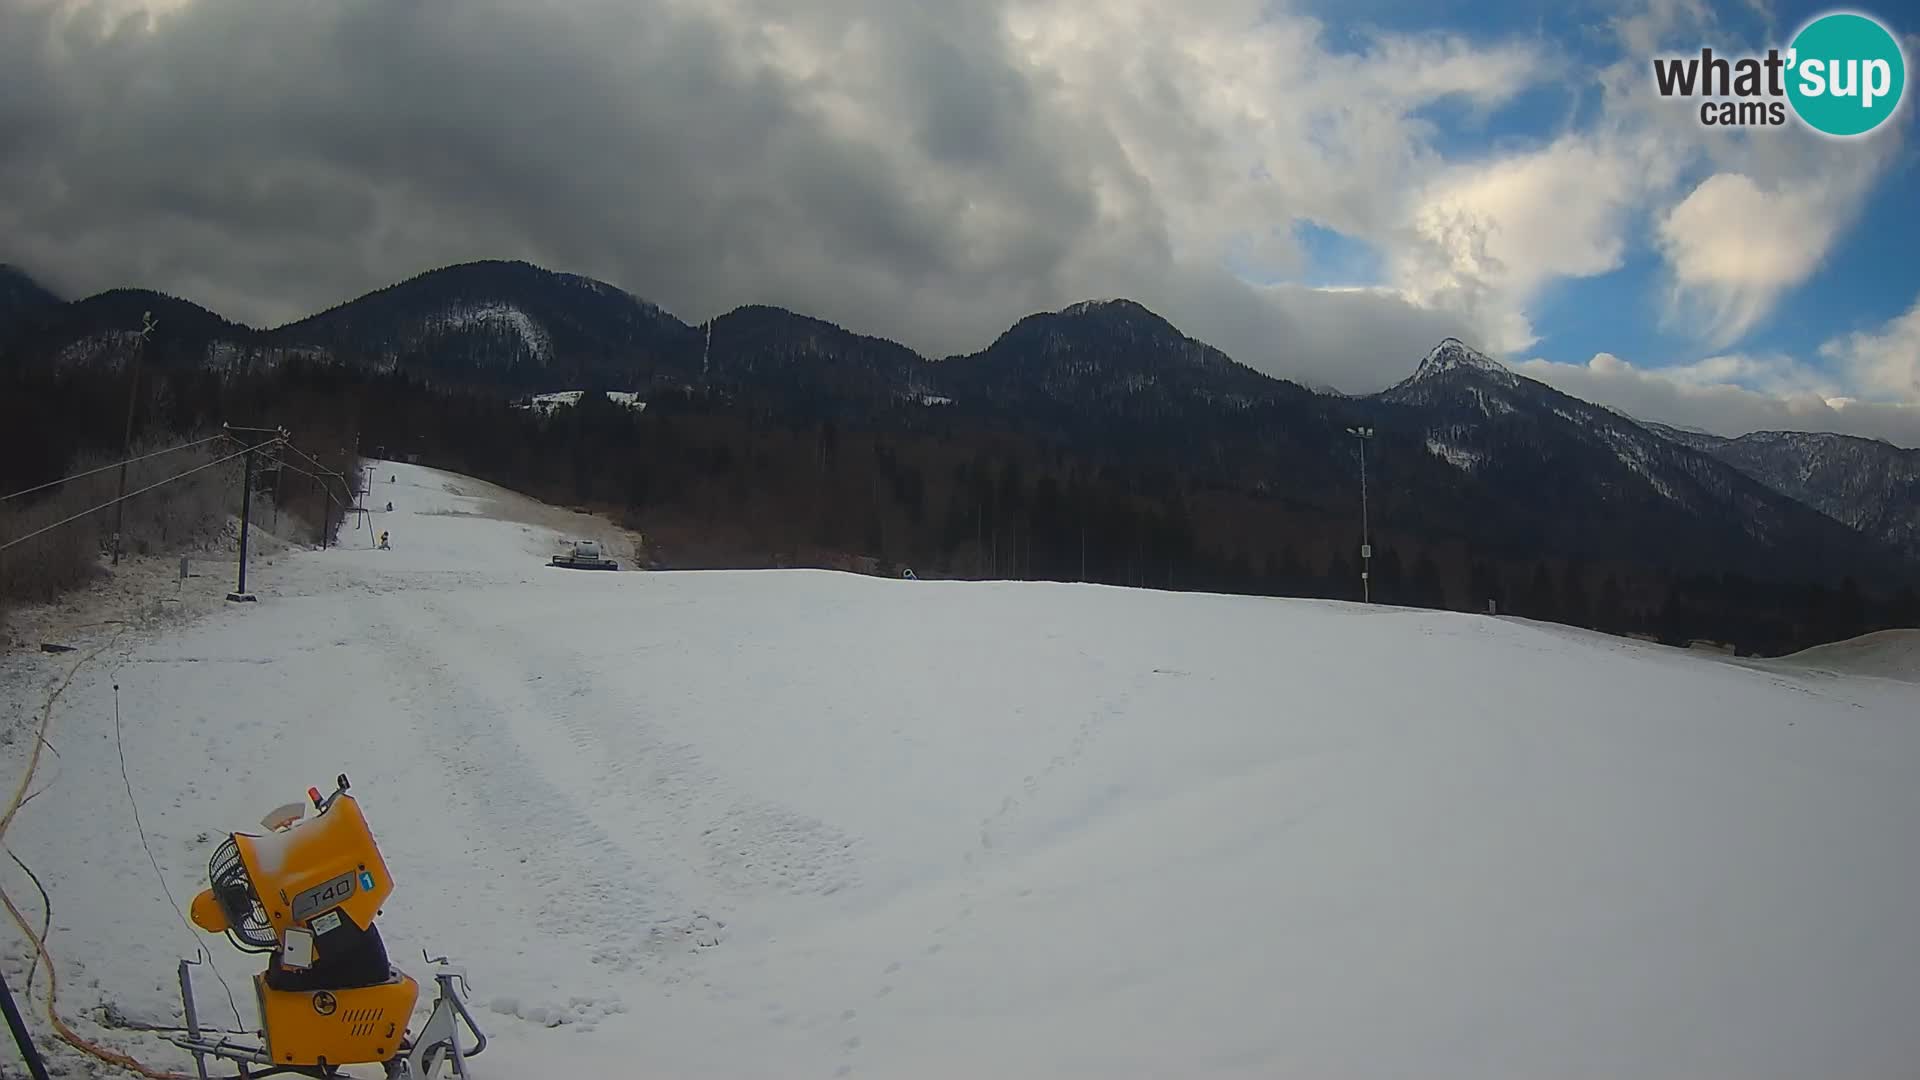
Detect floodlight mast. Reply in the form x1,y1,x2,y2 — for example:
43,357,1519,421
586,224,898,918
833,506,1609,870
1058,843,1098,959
1346,426,1375,602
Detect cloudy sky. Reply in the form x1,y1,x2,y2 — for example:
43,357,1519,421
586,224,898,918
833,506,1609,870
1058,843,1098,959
3,0,1917,445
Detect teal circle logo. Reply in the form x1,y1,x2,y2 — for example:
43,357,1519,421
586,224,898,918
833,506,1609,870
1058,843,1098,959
1786,13,1906,136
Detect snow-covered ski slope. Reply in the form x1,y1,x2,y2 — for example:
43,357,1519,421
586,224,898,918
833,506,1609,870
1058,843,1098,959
4,461,1919,1079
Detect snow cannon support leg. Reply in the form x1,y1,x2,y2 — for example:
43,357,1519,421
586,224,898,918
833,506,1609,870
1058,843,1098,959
388,959,487,1080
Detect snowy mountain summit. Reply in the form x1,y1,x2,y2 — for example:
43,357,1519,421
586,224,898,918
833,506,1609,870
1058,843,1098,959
1380,337,1519,408
1410,337,1511,382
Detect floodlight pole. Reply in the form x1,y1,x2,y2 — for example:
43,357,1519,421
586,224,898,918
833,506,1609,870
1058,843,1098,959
1347,426,1375,603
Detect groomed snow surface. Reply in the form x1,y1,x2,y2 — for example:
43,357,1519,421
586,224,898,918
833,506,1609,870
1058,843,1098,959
3,462,1919,1079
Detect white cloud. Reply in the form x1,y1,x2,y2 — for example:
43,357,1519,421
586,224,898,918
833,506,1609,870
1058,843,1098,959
1513,292,1920,447
1361,0,1899,362
1654,350,1843,398
1574,0,1905,354
1820,293,1920,403
1375,0,1717,349
1517,352,1920,447
1609,0,1716,59
1391,137,1643,352
1656,169,1883,348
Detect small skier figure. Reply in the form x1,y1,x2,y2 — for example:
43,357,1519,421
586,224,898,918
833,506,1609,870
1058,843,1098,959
385,501,393,512
378,530,391,550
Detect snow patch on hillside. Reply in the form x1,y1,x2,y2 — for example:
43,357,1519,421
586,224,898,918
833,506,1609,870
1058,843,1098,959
1425,436,1483,472
1599,427,1681,503
436,303,554,364
516,390,648,415
1469,386,1516,416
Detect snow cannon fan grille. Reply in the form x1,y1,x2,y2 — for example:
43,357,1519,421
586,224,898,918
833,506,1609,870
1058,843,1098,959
209,836,277,952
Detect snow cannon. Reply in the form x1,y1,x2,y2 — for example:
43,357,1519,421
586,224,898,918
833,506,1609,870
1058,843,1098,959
172,774,487,1079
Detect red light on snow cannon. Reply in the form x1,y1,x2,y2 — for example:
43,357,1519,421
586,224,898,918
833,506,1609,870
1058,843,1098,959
309,786,323,809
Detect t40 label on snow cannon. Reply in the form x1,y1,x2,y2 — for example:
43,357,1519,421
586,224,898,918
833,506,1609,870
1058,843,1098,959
292,872,357,922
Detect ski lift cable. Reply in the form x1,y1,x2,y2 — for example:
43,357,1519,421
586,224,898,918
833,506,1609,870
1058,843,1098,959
259,438,358,503
0,626,194,1079
269,436,345,482
259,451,341,495
0,439,281,554
1,433,228,503
111,683,247,1030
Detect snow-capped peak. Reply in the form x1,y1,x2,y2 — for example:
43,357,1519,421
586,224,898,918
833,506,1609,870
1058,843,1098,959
1411,338,1507,381
1060,298,1132,317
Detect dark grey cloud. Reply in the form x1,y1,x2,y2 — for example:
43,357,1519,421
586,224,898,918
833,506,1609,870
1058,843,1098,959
8,0,1907,450
0,0,1507,393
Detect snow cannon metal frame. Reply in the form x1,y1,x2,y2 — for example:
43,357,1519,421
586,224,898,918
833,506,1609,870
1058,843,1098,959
549,538,618,570
172,774,487,1079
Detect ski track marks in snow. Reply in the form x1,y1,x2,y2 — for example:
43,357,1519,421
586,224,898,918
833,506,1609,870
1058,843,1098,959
366,590,750,981
826,652,1149,1075
355,579,872,996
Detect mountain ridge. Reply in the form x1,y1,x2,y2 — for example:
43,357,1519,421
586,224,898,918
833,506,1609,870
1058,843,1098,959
2,258,1912,588
0,263,63,342
1649,424,1920,558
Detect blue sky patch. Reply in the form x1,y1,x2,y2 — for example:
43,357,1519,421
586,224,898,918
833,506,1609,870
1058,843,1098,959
1247,0,1917,395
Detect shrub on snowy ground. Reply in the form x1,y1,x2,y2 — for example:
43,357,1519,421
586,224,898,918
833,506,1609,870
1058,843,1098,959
0,489,105,604
0,438,244,610
111,440,245,557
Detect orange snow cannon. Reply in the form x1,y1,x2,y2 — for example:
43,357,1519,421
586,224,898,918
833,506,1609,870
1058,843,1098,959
174,773,487,1079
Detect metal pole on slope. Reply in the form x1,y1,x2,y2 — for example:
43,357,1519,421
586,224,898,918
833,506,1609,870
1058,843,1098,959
110,312,157,567
230,439,257,602
223,424,286,602
0,968,52,1080
1347,426,1375,603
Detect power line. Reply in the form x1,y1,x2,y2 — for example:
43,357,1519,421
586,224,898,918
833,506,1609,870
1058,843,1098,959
271,439,353,493
225,433,363,551
0,440,279,555
231,433,355,504
265,448,352,505
1,434,228,504
114,684,245,1030
261,452,340,496
255,447,358,533
0,627,196,1080
270,437,323,466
